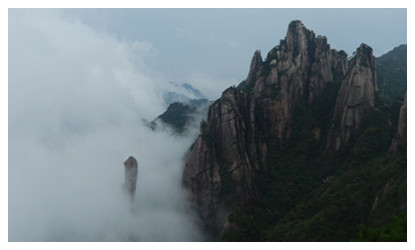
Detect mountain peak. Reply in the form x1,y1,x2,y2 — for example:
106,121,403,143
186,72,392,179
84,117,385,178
163,82,206,106
283,20,316,58
182,83,204,98
287,20,304,32
246,50,263,84
357,43,373,58
326,43,377,153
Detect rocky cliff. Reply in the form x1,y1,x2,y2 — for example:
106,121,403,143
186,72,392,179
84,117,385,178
390,92,407,151
182,20,349,236
182,20,406,241
182,87,258,235
326,43,378,154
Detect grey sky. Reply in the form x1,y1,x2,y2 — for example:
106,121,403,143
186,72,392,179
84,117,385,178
63,8,407,99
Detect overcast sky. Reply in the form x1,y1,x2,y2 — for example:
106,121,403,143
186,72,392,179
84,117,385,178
63,8,407,99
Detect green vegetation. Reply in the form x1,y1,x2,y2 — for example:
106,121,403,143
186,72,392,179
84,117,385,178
376,45,407,104
221,74,406,242
211,44,408,242
157,102,196,133
266,150,406,241
358,213,407,241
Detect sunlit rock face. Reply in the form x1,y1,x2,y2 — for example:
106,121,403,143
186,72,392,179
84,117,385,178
182,20,349,237
326,43,377,153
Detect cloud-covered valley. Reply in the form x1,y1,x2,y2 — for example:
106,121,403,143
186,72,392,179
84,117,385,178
8,9,204,241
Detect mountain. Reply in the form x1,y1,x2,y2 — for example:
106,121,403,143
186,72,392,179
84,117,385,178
182,83,204,99
326,43,377,156
163,81,206,106
154,99,209,134
182,20,406,241
147,82,209,134
376,45,407,104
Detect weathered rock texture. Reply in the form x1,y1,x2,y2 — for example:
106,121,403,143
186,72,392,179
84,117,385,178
326,43,378,153
123,156,138,202
182,20,348,236
390,93,407,151
182,87,258,235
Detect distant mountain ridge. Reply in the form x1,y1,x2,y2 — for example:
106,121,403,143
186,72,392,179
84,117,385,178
145,82,209,134
376,44,407,104
155,99,209,134
163,81,206,106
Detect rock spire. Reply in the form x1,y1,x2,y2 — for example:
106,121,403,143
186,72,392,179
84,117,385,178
326,43,377,153
123,156,138,203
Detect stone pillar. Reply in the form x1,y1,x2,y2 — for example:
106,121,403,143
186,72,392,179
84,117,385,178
123,156,138,203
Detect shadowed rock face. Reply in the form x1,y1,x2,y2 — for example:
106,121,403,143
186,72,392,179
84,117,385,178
326,43,377,154
182,88,258,236
390,93,407,151
182,20,349,236
123,156,138,202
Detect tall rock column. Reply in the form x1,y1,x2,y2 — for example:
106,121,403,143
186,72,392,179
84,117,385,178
123,156,138,203
326,43,377,153
390,93,407,151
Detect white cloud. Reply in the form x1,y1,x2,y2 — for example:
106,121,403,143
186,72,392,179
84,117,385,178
184,72,240,101
8,9,204,241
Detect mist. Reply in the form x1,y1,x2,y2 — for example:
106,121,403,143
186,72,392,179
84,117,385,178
8,9,205,241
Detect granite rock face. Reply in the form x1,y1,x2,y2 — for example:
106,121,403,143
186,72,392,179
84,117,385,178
326,44,378,153
182,20,349,236
182,87,259,235
390,93,407,151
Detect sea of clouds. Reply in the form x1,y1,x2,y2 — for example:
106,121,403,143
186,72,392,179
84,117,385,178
8,9,205,242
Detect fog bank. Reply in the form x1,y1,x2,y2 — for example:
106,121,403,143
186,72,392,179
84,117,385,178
8,9,204,241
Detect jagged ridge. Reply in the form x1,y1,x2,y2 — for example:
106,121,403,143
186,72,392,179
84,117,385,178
182,20,406,240
182,20,349,236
